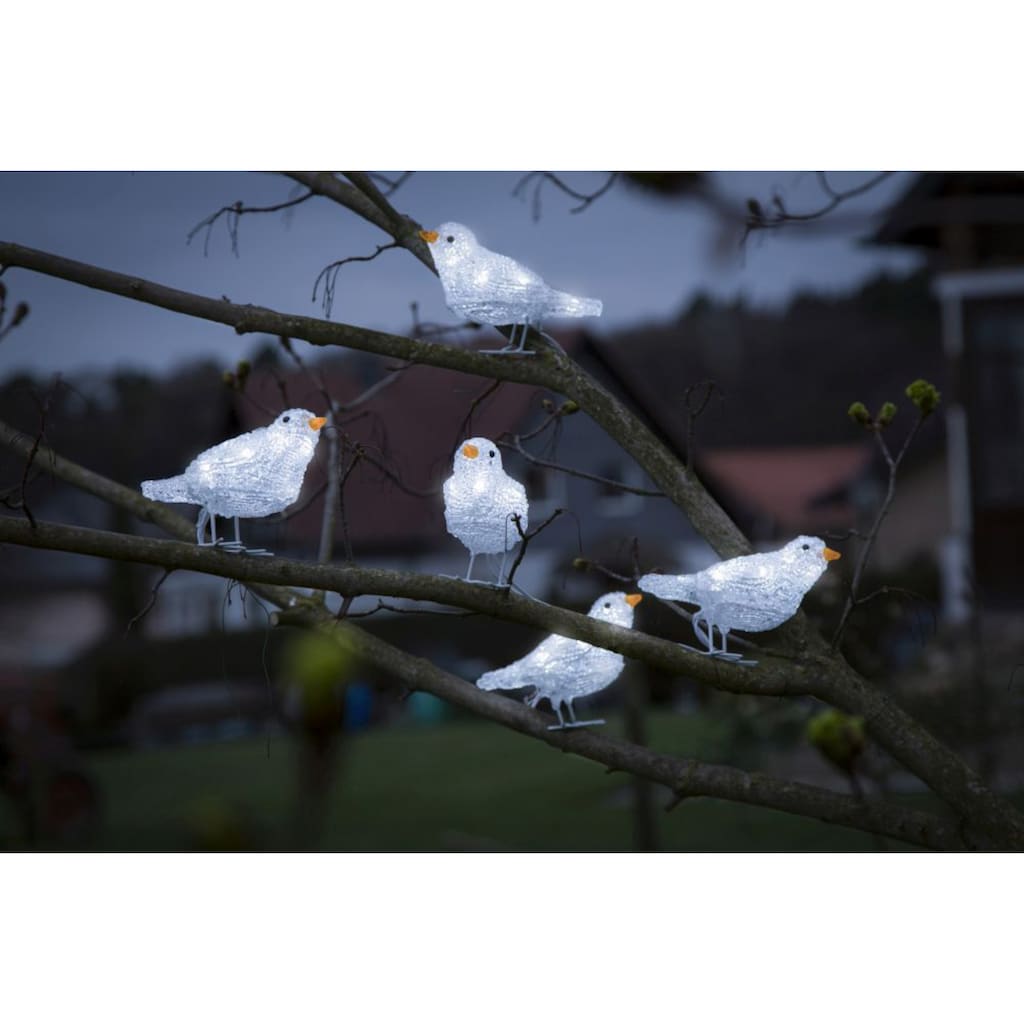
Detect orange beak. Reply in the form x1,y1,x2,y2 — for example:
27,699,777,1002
419,230,439,244
625,593,643,608
823,547,841,562
462,442,479,459
308,416,327,431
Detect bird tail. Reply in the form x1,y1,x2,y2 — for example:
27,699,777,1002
141,474,192,503
638,572,699,604
547,289,602,318
476,665,523,692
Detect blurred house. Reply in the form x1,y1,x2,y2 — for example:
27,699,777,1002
868,171,1024,615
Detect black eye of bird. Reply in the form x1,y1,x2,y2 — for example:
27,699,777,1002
446,235,455,243
801,543,809,550
489,450,495,458
282,416,290,423
604,602,610,609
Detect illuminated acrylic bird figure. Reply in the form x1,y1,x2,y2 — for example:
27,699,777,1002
141,408,326,555
418,222,602,354
639,535,841,666
477,592,643,730
443,436,528,583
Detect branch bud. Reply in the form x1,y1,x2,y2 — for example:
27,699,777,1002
905,379,940,417
572,557,591,571
847,401,871,427
806,710,865,772
560,400,580,416
876,401,897,427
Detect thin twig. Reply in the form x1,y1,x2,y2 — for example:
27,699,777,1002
500,436,665,497
312,243,401,318
832,414,927,649
505,507,565,589
2,423,1020,849
316,409,341,565
743,172,893,242
124,569,173,638
512,172,619,221
364,172,414,196
683,379,720,476
187,191,315,256
453,379,503,452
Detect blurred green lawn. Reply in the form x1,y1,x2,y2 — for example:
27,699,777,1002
2,711,936,851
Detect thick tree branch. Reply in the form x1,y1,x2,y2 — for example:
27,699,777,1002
0,517,975,848
3,421,1022,848
0,515,811,700
280,172,436,272
1,235,1018,844
276,610,973,852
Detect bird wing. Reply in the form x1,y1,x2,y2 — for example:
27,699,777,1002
479,633,588,691
696,552,806,615
446,248,550,322
191,432,265,477
700,551,776,591
480,248,547,291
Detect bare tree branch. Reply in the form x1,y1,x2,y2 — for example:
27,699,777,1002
364,172,414,196
272,608,975,852
0,239,750,559
312,242,401,318
0,282,30,343
0,514,803,699
500,434,665,497
3,420,1021,848
744,172,894,241
0,227,1018,846
124,568,173,638
186,190,315,256
832,412,928,649
281,172,436,273
505,507,564,589
512,172,619,221
683,379,720,476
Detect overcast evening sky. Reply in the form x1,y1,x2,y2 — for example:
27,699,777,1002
0,171,922,379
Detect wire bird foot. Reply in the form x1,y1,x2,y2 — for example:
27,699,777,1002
679,643,758,667
216,539,274,557
547,718,606,732
478,345,537,356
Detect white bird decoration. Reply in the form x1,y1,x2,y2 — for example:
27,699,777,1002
141,408,326,554
443,436,528,583
477,591,643,730
639,535,841,665
418,222,602,353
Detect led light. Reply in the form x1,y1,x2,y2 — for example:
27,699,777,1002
141,407,324,552
421,221,602,352
639,535,840,664
476,592,640,731
443,436,528,583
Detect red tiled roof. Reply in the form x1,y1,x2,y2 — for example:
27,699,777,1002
700,443,873,533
